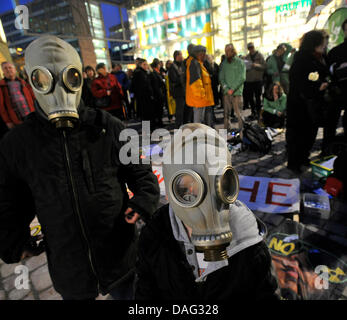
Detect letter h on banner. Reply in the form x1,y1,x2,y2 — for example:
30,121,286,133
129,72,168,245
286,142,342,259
240,181,260,202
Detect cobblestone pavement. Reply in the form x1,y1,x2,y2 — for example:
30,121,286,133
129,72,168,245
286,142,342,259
1,107,346,300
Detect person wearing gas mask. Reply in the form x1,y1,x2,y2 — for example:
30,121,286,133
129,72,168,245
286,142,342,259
135,123,279,300
0,36,160,300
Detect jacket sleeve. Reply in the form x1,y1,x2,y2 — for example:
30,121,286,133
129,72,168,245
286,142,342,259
283,43,293,62
230,60,246,92
250,241,280,300
112,74,124,98
218,62,229,95
263,98,276,114
0,149,36,263
113,120,159,221
91,78,107,98
254,53,266,71
168,65,179,87
279,95,287,112
0,87,11,124
266,56,278,76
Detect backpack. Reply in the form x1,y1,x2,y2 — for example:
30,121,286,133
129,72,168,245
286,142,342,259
242,122,272,154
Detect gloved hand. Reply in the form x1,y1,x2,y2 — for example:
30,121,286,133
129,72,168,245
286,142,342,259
20,235,45,260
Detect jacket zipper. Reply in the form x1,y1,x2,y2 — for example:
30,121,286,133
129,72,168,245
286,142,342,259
61,130,100,293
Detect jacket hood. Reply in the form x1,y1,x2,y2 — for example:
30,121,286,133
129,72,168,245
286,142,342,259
169,200,265,281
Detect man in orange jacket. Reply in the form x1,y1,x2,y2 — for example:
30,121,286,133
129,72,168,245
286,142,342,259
0,62,35,138
185,45,214,126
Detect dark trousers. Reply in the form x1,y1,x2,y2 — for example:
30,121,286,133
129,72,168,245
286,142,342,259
286,124,318,169
184,104,194,124
154,100,164,128
262,111,285,128
322,105,342,154
0,119,8,140
174,96,185,128
243,81,263,115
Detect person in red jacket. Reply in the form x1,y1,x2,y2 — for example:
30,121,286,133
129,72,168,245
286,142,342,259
0,62,35,137
91,63,125,119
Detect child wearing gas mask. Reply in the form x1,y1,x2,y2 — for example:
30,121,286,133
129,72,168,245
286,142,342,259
135,123,279,300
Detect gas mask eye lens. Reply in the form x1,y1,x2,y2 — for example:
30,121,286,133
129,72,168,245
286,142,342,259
31,68,53,94
171,170,205,208
63,66,82,91
216,166,239,204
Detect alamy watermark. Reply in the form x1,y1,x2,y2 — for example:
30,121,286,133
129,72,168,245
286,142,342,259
14,265,30,290
14,5,29,30
119,122,229,175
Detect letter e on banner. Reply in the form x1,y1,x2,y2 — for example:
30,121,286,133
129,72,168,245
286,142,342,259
266,182,292,207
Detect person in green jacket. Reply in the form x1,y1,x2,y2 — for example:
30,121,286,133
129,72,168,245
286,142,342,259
266,43,293,94
219,43,246,135
262,82,287,128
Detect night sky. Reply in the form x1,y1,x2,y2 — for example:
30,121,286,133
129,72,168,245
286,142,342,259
0,0,128,35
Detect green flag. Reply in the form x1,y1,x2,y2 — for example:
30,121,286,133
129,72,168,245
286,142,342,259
324,7,347,50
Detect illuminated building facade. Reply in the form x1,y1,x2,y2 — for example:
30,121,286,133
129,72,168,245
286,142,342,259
0,18,13,79
129,0,215,61
130,0,346,61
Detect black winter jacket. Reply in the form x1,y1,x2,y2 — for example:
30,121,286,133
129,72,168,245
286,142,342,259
0,106,160,299
168,61,185,99
327,39,347,102
286,51,330,128
149,71,166,106
131,67,154,120
135,204,279,300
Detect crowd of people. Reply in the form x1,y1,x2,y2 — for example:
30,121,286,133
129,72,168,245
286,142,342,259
1,20,347,176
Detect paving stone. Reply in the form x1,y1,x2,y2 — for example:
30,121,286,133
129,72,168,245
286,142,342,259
263,214,286,226
343,285,347,298
8,287,31,300
30,264,52,292
306,224,321,233
2,274,18,292
24,254,47,272
243,164,257,175
23,292,35,300
272,165,283,173
0,263,22,279
39,287,62,300
300,215,327,228
0,290,6,300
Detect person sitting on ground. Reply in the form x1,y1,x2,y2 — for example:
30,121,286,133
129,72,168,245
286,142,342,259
262,82,286,129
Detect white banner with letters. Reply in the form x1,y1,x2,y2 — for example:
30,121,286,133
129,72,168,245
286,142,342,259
237,175,300,213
